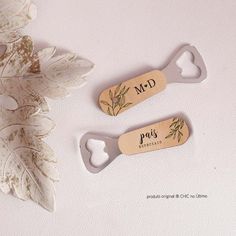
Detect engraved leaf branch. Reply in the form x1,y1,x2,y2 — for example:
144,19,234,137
165,117,185,143
100,83,132,116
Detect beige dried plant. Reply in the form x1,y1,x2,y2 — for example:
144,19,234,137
0,0,94,211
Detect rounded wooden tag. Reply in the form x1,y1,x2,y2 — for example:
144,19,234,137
99,70,166,116
118,117,189,155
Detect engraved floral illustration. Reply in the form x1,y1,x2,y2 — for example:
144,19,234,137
100,83,132,116
0,0,94,211
165,117,185,143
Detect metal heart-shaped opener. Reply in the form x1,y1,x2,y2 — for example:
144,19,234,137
99,45,207,116
80,117,190,173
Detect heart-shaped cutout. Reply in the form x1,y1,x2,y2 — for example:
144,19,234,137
87,139,109,167
176,51,200,78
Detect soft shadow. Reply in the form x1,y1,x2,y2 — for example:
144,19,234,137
33,39,71,55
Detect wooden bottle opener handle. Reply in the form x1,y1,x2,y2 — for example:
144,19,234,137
99,70,166,116
118,117,189,155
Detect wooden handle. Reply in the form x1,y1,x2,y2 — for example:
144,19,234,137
118,117,189,155
99,70,166,116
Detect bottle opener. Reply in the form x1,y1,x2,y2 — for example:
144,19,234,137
80,117,190,173
99,45,207,116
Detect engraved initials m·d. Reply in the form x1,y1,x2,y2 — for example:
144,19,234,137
134,79,156,95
